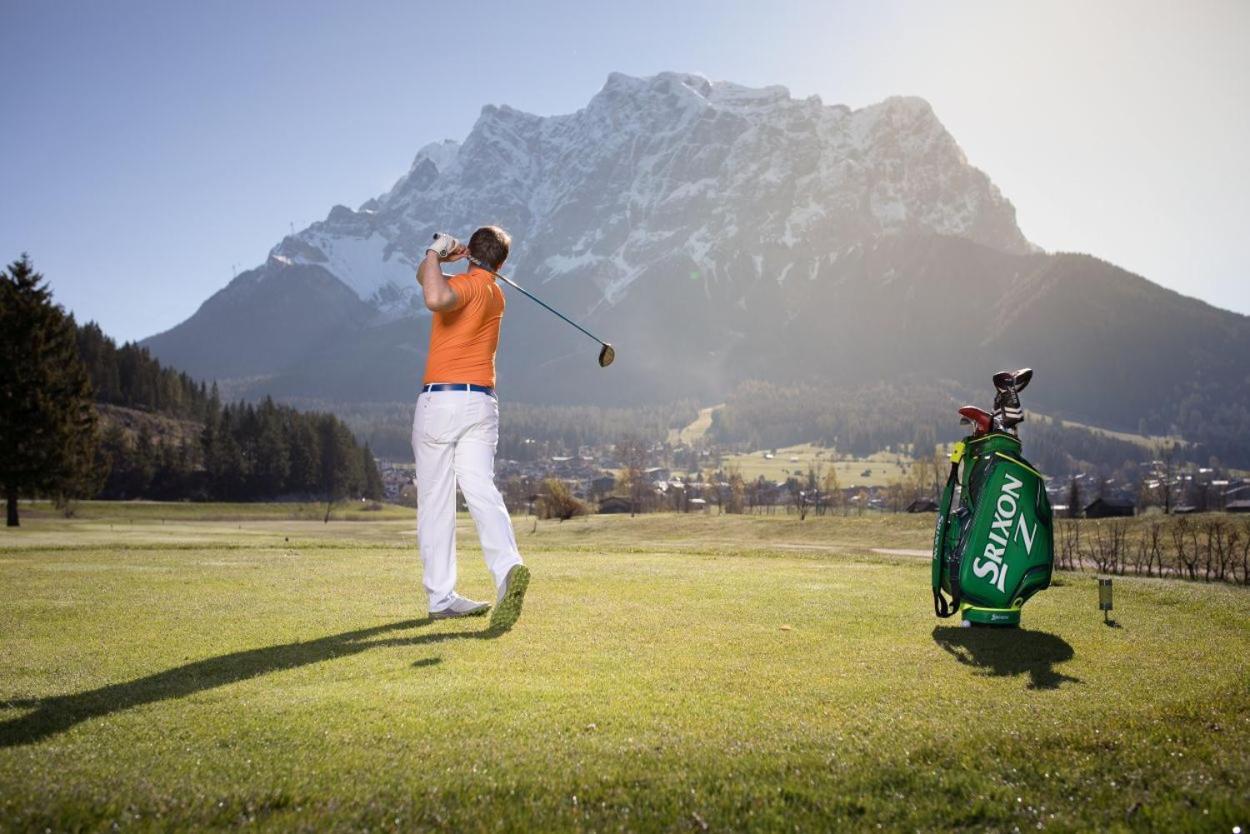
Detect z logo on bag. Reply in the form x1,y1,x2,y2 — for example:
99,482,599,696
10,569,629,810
971,473,1036,593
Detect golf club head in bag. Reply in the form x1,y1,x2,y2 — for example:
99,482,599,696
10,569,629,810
958,406,993,437
991,368,1032,435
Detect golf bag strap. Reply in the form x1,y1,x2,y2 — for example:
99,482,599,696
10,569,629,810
947,555,964,615
932,449,963,619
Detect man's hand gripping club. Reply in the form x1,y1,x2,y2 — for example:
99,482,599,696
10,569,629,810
417,232,469,312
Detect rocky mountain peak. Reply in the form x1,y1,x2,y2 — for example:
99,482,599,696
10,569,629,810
266,71,1030,316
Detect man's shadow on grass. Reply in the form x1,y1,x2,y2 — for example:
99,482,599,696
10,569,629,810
932,627,1081,690
0,618,501,748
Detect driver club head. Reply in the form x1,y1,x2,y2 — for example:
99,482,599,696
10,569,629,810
992,367,1033,393
992,368,1032,423
1012,368,1033,393
598,344,616,368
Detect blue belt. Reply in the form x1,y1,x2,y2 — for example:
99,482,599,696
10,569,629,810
422,383,495,398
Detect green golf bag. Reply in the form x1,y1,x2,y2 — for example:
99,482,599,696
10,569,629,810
931,432,1054,627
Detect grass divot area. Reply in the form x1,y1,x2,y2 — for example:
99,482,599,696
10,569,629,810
1,509,1247,831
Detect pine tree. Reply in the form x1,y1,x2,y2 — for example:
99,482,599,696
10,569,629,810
98,423,130,498
0,255,99,526
130,427,157,497
286,414,321,496
255,402,291,498
361,443,384,501
318,415,361,521
210,408,247,500
1067,476,1083,520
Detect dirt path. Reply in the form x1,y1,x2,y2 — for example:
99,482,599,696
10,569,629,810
871,547,930,559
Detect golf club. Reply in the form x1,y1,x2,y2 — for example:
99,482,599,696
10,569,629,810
958,405,993,437
991,367,1032,435
429,235,615,367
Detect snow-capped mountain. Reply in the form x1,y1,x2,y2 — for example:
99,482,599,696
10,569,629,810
143,72,1250,440
267,71,1029,316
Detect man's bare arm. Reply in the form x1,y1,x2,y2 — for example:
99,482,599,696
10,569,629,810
417,236,468,312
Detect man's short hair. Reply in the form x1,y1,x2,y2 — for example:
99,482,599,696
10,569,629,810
468,226,511,270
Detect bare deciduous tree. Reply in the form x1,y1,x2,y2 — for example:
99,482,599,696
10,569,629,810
1145,521,1164,577
1171,517,1199,580
1088,521,1128,575
1058,519,1081,571
1235,520,1250,585
616,435,649,517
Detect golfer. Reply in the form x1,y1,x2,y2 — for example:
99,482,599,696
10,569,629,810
413,227,529,629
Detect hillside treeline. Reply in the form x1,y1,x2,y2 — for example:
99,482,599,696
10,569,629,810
77,322,382,503
97,397,383,503
498,401,699,461
1018,416,1147,480
708,379,1171,474
76,322,213,420
1174,395,1250,471
708,380,963,457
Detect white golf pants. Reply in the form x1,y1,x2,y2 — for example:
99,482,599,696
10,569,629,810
412,390,522,610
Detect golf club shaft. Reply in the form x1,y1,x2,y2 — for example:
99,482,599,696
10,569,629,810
461,258,609,349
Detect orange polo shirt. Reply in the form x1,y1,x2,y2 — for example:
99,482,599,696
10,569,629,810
422,265,505,388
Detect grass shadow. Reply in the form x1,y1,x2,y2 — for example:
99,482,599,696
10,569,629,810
0,618,506,748
932,626,1081,690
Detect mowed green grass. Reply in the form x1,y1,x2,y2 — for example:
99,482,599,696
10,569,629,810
1,509,1248,832
19,499,416,522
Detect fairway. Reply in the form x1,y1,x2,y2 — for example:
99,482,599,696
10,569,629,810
2,509,1248,832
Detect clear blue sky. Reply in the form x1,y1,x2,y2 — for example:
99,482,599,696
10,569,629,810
2,0,1247,342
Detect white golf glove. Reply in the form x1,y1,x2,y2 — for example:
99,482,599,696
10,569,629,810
427,232,461,259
